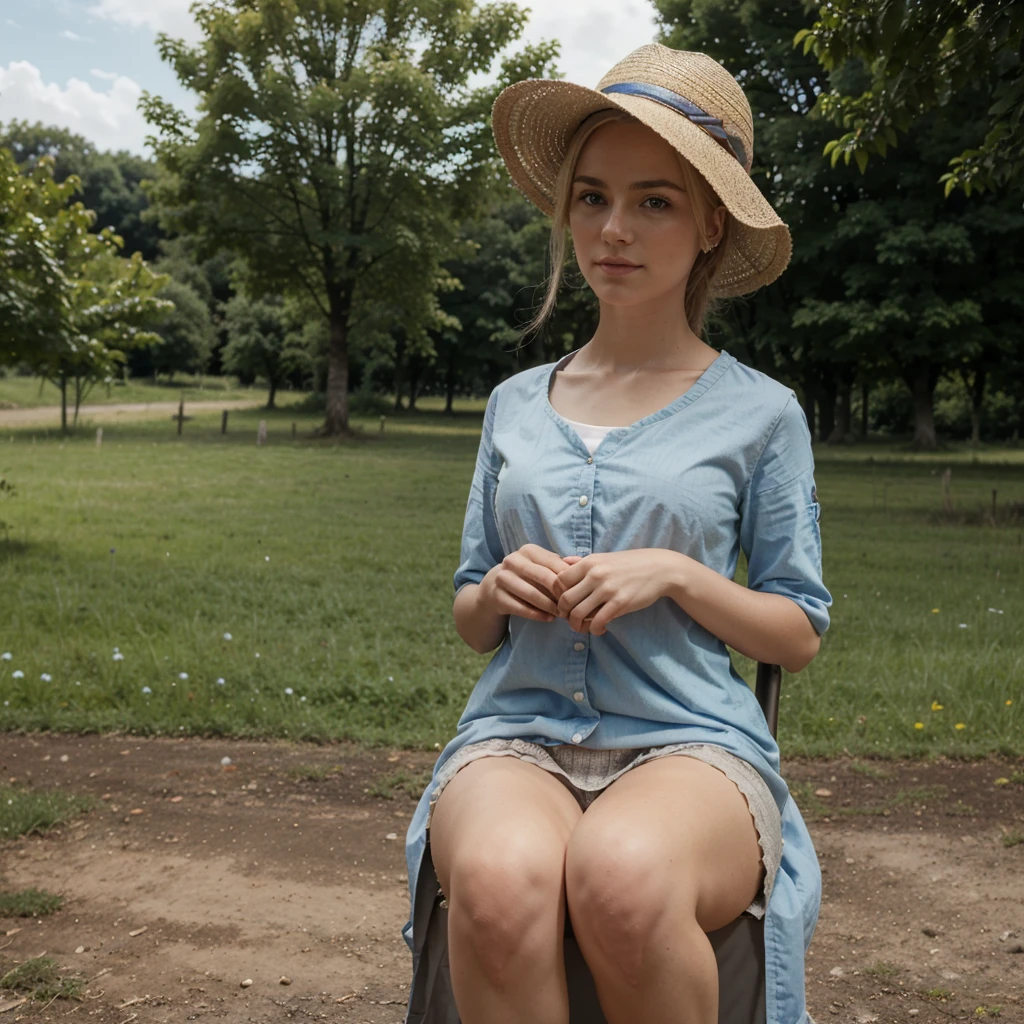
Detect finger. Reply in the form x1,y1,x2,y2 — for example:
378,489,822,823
568,593,605,634
495,590,555,622
498,572,560,616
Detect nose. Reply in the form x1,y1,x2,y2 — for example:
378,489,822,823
600,199,634,246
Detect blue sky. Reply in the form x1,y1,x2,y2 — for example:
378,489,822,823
0,0,660,156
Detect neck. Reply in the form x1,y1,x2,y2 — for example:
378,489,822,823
580,287,716,372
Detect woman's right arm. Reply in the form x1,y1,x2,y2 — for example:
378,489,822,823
453,572,509,655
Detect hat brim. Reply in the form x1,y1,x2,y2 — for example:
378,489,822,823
491,78,792,297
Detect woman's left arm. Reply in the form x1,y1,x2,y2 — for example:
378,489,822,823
662,553,820,673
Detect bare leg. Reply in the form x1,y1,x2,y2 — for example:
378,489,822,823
565,756,765,1024
429,755,583,1024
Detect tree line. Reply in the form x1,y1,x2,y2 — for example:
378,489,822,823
1,0,1021,448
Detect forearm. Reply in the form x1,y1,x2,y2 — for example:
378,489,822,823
453,572,509,655
663,552,820,673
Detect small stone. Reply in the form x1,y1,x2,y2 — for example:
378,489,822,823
279,976,292,986
815,788,832,797
75,945,85,953
908,1011,919,1017
221,756,232,766
385,832,398,841
829,966,844,977
240,978,253,988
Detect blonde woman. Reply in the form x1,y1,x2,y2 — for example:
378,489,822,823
403,44,831,1024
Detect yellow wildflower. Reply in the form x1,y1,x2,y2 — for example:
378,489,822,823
955,723,966,730
914,722,924,730
931,608,940,614
931,701,944,711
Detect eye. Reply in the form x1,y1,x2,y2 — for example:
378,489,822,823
642,196,671,210
577,191,604,205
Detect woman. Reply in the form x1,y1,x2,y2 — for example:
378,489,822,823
402,44,831,1024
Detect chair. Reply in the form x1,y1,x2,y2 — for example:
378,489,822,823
406,662,783,1024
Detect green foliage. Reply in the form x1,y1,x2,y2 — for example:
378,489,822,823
796,0,1024,195
0,148,173,430
140,0,559,434
0,119,164,260
146,277,217,376
221,291,311,406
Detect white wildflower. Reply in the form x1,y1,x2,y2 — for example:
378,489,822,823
113,652,124,662
284,687,294,695
179,672,188,680
12,670,23,679
40,673,52,682
1,652,11,661
216,677,226,686
141,686,152,695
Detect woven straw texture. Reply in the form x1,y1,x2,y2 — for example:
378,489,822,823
491,44,792,297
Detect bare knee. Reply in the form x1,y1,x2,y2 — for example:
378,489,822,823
565,823,694,983
448,833,566,982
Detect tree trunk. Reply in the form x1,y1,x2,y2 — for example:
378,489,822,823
818,375,837,443
267,380,277,410
323,294,351,436
60,371,68,434
407,356,421,411
828,379,851,444
444,345,456,415
908,364,939,451
969,365,986,448
860,381,869,438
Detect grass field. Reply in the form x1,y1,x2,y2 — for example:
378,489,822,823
0,372,301,410
1,399,1021,756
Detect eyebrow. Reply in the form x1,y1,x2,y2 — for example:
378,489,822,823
572,175,686,193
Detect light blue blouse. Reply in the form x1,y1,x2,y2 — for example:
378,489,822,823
403,346,832,1024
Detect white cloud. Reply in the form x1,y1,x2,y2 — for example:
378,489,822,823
509,0,659,86
0,61,149,154
61,29,93,42
87,0,202,41
90,68,119,81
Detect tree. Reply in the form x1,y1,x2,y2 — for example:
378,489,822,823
0,120,164,259
0,150,171,430
141,0,558,437
795,0,1024,197
221,292,308,408
142,277,218,378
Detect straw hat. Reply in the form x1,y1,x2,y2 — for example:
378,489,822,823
491,44,792,297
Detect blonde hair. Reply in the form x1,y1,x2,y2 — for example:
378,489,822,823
518,107,732,344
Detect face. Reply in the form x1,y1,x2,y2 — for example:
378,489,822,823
568,119,725,311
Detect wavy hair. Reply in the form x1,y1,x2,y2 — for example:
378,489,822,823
518,107,731,345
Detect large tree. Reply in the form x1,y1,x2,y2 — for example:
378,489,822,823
141,0,558,437
795,0,1024,197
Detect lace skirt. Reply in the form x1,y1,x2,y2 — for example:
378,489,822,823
424,737,782,919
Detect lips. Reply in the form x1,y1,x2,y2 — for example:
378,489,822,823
597,259,641,276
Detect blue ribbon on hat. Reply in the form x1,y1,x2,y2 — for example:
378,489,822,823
600,81,748,169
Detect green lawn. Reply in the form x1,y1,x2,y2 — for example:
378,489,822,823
0,373,301,409
0,402,1021,756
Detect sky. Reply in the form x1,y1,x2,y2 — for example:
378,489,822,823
0,0,661,156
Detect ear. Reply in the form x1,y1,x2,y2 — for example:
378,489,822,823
705,204,727,248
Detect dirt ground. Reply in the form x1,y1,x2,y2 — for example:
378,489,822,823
0,734,1021,1024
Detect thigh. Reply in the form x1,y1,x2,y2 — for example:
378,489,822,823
429,754,584,903
565,754,764,935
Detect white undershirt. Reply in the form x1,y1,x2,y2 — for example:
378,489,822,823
562,416,617,454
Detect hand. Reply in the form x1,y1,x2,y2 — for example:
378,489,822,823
551,550,676,635
480,544,576,623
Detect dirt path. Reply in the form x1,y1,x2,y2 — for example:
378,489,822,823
0,399,264,428
0,735,1021,1023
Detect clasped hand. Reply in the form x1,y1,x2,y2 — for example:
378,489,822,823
482,544,675,635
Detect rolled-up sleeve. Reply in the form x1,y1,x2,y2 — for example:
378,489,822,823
453,386,506,597
739,395,832,636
